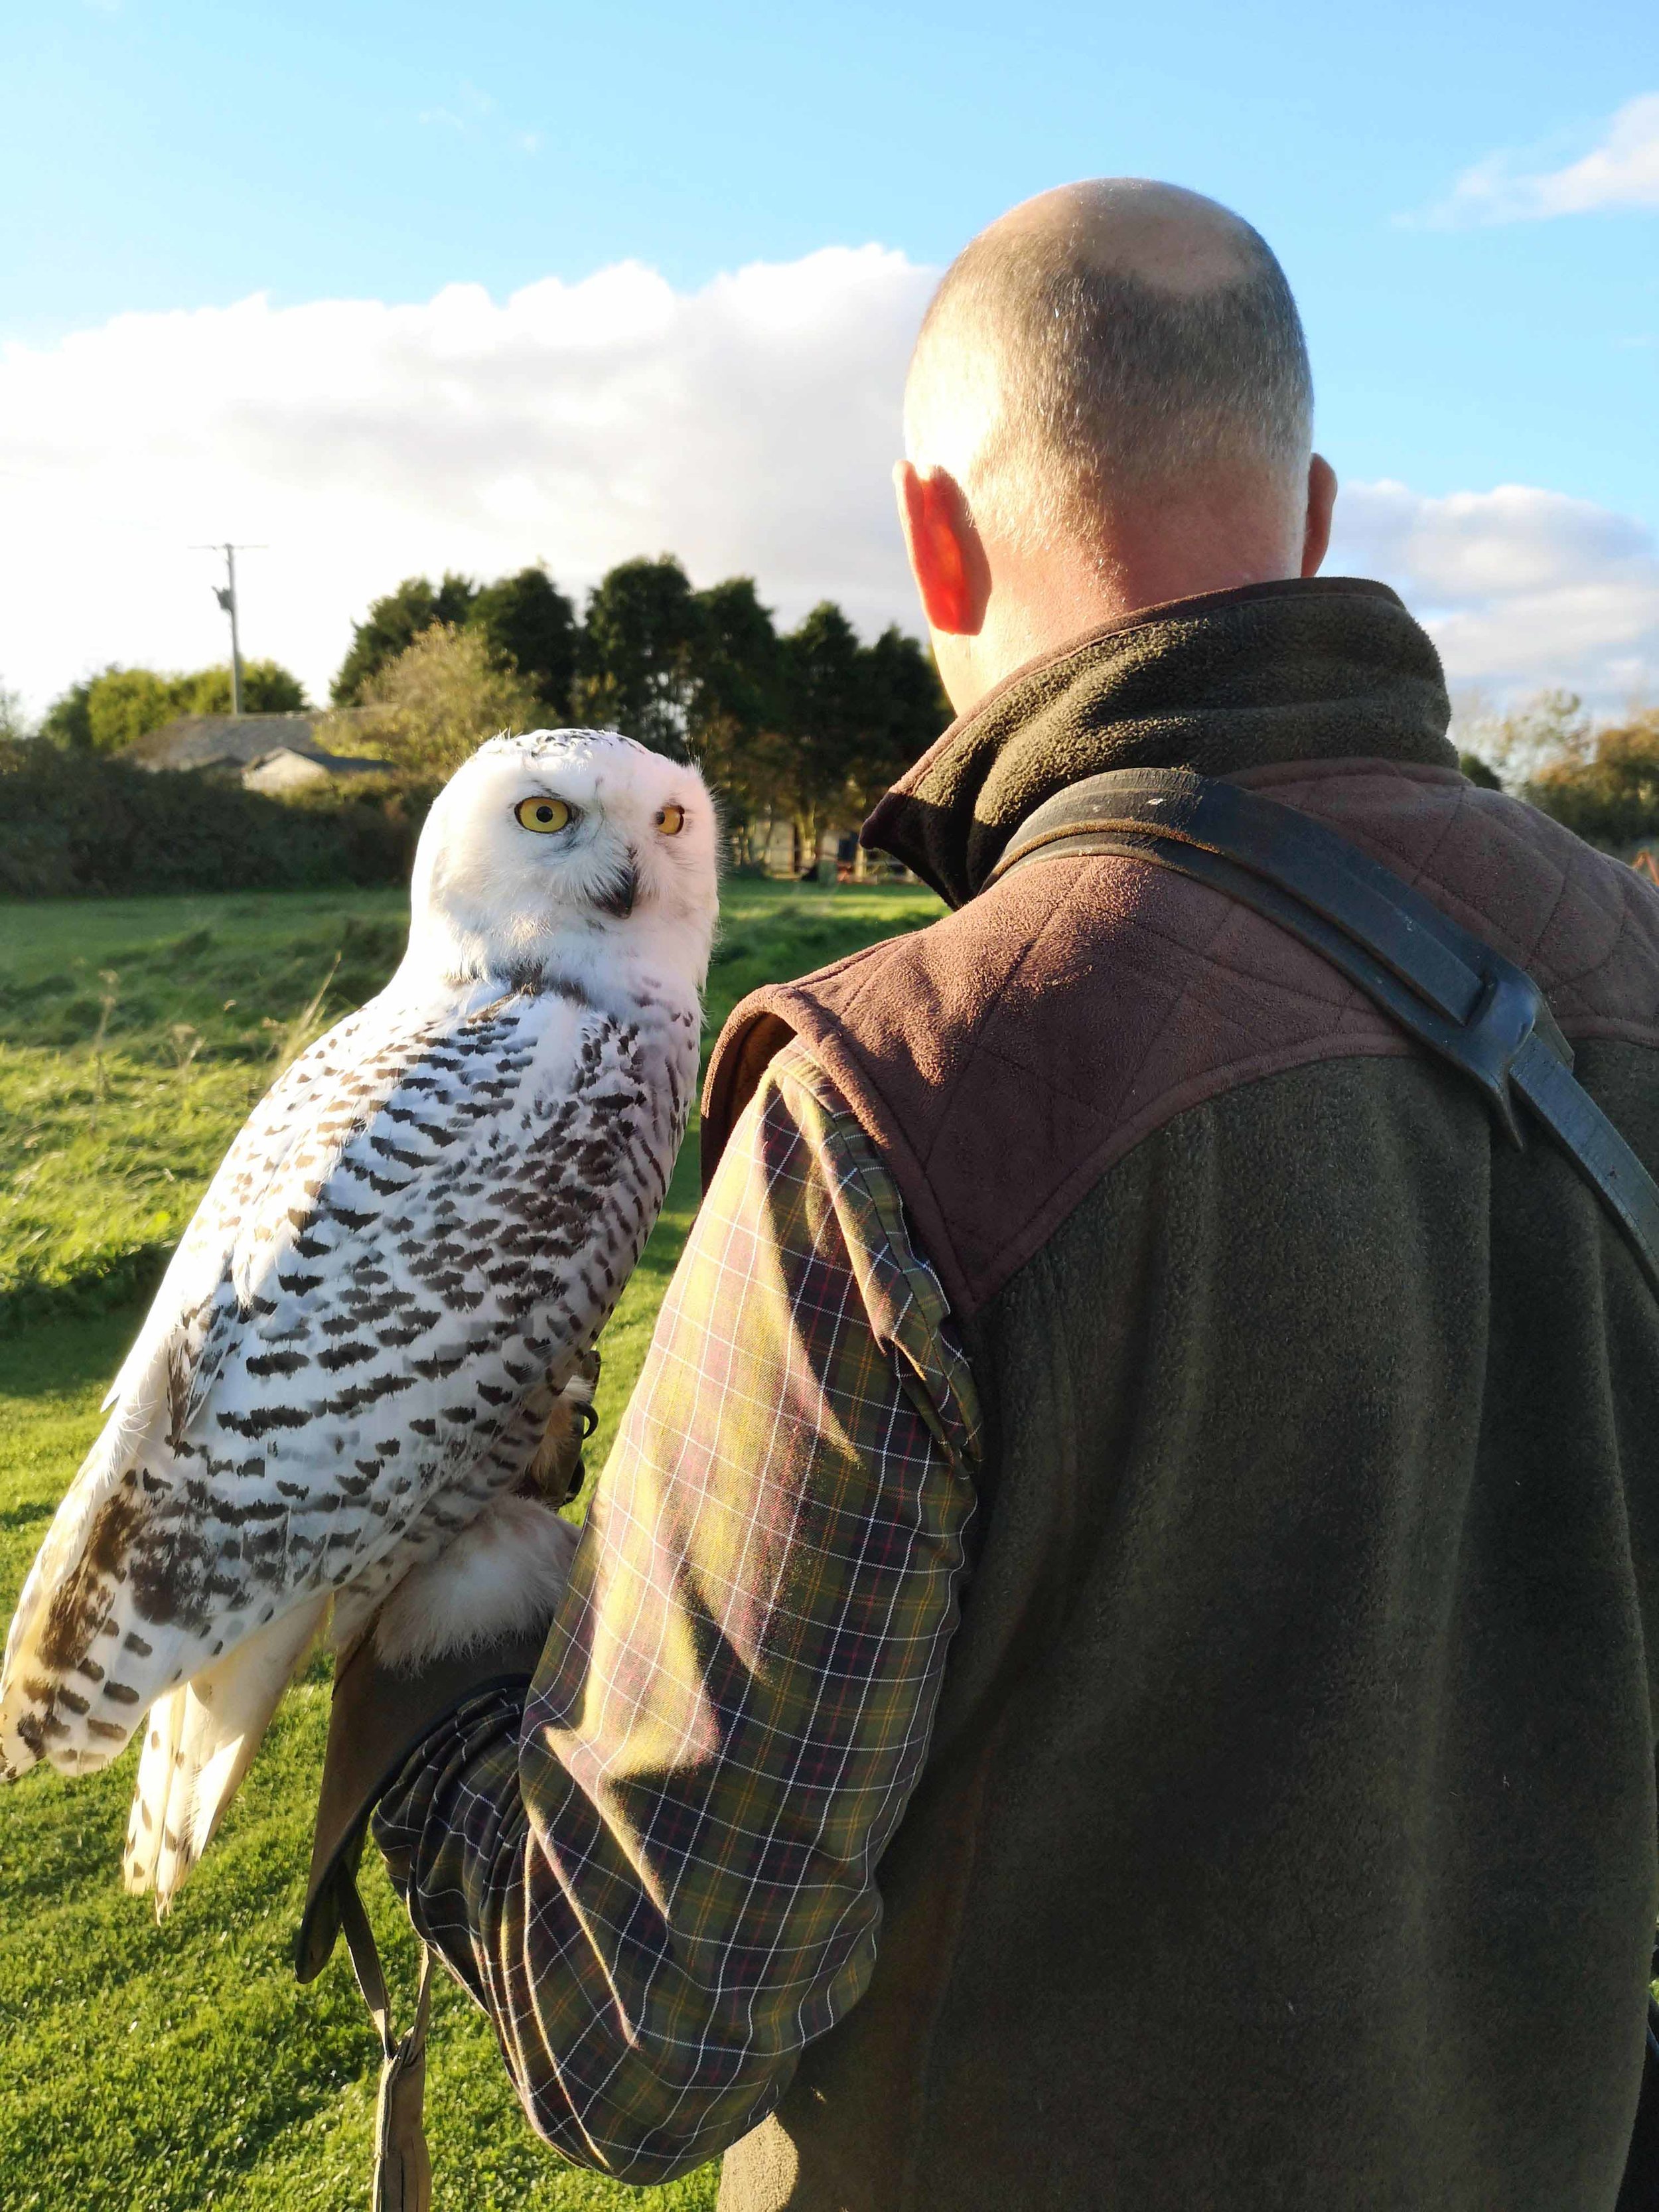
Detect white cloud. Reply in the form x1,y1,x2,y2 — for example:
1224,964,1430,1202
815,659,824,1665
1417,92,1659,226
1331,480,1659,707
1,249,1656,723
0,249,933,716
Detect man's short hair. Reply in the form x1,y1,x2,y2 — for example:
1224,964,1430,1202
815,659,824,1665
904,183,1314,555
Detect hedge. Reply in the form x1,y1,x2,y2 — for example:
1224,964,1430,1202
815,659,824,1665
0,742,437,898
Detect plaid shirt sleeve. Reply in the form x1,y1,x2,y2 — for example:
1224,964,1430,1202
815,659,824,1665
372,1040,982,2183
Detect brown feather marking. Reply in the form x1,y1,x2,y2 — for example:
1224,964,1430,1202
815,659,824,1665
166,1339,194,1453
126,1519,216,1633
36,1485,145,1672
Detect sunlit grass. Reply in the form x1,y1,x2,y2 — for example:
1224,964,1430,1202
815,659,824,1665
0,873,938,2209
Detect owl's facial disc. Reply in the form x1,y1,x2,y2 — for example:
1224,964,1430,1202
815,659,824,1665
409,729,719,990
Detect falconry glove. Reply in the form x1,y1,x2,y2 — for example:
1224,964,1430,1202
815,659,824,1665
297,1358,597,2209
297,1622,547,2211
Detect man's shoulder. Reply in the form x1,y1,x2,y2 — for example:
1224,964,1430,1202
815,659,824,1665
699,889,1041,1213
703,763,1659,1315
1233,757,1659,1021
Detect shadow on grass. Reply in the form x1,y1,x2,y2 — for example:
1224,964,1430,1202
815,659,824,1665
0,1244,171,1347
0,1500,54,1532
0,1303,141,1402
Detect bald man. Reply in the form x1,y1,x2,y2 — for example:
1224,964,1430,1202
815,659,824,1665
315,183,1659,2210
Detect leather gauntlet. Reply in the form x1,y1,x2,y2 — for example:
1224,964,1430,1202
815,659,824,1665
294,1626,546,2212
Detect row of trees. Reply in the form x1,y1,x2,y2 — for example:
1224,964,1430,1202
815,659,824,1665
25,597,1659,866
30,557,949,869
328,557,947,867
332,567,572,713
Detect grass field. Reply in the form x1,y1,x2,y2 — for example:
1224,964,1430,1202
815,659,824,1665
0,875,940,2211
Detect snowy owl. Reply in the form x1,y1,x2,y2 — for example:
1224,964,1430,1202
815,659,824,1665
0,729,719,1909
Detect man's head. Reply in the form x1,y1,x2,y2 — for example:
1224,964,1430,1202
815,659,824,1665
897,180,1337,712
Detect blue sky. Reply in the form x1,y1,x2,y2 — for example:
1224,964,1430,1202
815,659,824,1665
3,0,1657,712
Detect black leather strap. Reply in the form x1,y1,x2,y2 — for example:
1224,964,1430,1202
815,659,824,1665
991,769,1659,1295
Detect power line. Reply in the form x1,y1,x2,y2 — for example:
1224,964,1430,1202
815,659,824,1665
190,543,266,715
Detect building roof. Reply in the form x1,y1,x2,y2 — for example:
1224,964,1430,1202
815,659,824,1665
242,745,390,795
127,711,386,775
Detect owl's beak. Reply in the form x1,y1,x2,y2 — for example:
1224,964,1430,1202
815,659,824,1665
596,853,639,921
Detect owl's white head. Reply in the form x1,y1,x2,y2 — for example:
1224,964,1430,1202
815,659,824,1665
405,729,719,1005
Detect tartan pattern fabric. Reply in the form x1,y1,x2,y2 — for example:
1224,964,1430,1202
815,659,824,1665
374,1042,981,2181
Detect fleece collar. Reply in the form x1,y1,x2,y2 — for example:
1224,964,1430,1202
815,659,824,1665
860,575,1457,909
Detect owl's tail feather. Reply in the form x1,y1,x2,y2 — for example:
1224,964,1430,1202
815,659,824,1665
123,1595,327,1915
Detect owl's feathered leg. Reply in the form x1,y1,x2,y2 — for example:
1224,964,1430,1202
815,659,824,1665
124,1593,328,1915
366,1495,579,1672
334,1359,595,1673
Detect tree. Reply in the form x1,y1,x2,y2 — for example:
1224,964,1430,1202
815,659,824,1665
332,573,477,704
575,556,702,754
855,625,950,815
1478,689,1595,788
684,577,782,857
775,603,871,869
1527,711,1659,848
344,623,541,778
0,683,31,741
86,668,178,753
54,659,311,753
177,660,308,715
690,577,780,736
470,567,579,719
1458,751,1502,790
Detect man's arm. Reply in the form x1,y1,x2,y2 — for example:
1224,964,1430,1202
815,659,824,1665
372,1043,981,2182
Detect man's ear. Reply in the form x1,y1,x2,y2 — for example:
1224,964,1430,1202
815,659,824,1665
893,461,991,636
1301,453,1337,578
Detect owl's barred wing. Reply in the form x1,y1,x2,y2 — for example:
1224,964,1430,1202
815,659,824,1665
1,980,693,1779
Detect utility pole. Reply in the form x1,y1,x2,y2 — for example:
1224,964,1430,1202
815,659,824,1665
194,543,265,715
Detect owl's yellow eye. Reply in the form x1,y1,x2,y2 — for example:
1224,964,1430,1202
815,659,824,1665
656,804,686,836
516,796,572,834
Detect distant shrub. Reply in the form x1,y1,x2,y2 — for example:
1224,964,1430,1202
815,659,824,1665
0,741,439,899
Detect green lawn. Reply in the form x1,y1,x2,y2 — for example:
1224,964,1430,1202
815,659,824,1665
0,875,939,2211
